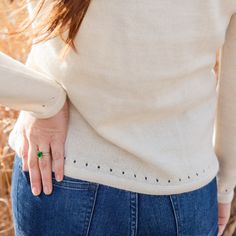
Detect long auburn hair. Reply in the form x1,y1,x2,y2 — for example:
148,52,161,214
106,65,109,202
6,0,91,60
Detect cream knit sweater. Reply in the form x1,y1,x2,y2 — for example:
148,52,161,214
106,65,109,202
1,1,236,204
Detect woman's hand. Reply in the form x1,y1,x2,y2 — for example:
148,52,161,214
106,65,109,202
217,202,231,236
18,98,69,196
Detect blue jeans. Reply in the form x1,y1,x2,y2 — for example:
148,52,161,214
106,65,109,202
11,154,218,236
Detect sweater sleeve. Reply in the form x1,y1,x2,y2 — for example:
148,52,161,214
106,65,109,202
0,51,67,119
214,11,236,204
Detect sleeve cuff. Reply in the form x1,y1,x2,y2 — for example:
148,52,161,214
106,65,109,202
216,174,235,204
217,189,234,204
27,88,67,119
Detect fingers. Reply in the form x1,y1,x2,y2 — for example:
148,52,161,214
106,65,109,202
217,202,231,236
217,224,225,236
28,142,42,196
50,140,64,182
218,216,229,236
37,143,53,195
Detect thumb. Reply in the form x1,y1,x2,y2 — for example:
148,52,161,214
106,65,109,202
20,129,29,171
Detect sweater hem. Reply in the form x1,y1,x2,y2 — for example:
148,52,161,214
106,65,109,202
62,158,219,196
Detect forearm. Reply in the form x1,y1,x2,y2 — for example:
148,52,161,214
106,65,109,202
0,51,67,119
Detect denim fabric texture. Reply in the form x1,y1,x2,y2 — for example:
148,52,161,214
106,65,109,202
11,154,219,236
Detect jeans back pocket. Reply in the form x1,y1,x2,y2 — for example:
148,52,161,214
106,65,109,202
170,177,218,235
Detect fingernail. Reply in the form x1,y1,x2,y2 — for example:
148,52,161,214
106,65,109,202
44,186,51,195
22,166,28,172
22,163,28,171
32,187,39,196
56,174,63,182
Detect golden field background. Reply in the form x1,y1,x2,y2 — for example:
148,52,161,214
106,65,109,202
0,1,236,235
0,1,31,235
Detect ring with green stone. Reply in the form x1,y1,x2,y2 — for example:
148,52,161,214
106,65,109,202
37,150,50,159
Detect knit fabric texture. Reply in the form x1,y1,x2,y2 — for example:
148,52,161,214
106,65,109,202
2,0,236,203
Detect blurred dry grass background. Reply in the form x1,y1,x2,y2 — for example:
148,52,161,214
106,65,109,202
0,1,31,235
0,1,236,236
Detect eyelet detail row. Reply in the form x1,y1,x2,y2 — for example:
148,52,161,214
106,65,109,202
63,157,211,185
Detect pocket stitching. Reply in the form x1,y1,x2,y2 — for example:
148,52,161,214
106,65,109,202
51,177,90,185
52,183,91,191
169,195,180,236
85,184,99,236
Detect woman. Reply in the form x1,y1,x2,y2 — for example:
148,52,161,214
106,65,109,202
1,0,235,235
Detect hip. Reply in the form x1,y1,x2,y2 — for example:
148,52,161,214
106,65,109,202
11,154,218,236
